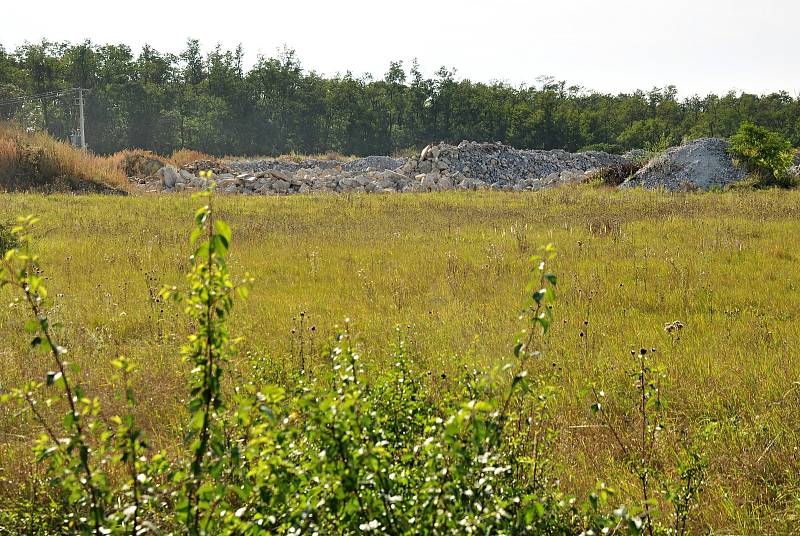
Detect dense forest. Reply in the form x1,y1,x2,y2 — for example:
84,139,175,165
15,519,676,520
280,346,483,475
1,39,799,156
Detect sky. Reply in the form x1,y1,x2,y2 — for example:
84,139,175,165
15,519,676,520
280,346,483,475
3,0,799,97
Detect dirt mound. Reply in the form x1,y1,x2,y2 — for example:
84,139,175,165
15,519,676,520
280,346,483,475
622,138,746,191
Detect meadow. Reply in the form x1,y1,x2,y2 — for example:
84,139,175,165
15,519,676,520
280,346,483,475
0,188,799,533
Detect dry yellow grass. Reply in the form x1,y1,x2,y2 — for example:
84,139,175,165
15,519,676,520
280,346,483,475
0,122,129,191
224,151,358,162
107,149,166,178
169,148,216,167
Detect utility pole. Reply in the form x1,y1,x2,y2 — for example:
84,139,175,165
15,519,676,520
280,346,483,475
77,88,86,150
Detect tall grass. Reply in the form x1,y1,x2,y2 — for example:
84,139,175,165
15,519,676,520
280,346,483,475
0,122,128,191
0,189,799,532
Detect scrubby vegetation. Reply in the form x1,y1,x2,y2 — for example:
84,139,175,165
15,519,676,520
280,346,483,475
2,41,800,156
1,190,799,533
728,122,797,188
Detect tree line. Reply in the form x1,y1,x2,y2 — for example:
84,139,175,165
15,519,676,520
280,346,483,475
1,39,799,156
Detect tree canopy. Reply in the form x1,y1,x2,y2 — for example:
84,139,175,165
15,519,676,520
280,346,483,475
2,40,799,156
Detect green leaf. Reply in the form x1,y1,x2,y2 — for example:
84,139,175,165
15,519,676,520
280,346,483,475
211,235,228,255
189,227,203,245
215,220,232,248
46,371,62,386
194,206,209,225
511,370,528,390
533,288,547,304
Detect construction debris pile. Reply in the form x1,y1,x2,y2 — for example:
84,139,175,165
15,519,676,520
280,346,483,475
130,138,760,195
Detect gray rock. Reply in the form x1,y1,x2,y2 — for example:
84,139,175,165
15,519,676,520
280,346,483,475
128,140,670,196
272,179,290,193
158,166,180,189
268,170,292,181
342,155,406,173
417,160,433,174
437,176,453,190
420,173,438,191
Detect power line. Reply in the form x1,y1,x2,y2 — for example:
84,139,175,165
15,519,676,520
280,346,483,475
0,87,89,150
0,90,73,106
0,88,79,107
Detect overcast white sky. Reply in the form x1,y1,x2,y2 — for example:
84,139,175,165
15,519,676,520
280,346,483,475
4,0,799,97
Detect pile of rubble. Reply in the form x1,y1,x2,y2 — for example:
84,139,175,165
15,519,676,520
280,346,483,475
132,141,630,195
621,138,746,191
399,141,629,190
182,159,236,176
791,151,800,179
131,137,789,195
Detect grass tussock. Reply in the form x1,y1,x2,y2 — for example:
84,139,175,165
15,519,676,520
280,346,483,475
169,148,216,167
0,122,129,192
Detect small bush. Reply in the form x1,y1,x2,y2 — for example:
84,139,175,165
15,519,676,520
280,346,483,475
729,122,796,188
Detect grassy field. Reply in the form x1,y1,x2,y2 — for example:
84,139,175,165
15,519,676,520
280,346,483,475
1,188,799,532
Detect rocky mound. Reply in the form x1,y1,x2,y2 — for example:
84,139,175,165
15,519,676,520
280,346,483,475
621,138,746,191
400,141,630,191
133,142,629,195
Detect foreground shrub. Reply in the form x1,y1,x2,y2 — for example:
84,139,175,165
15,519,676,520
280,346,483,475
729,122,796,188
